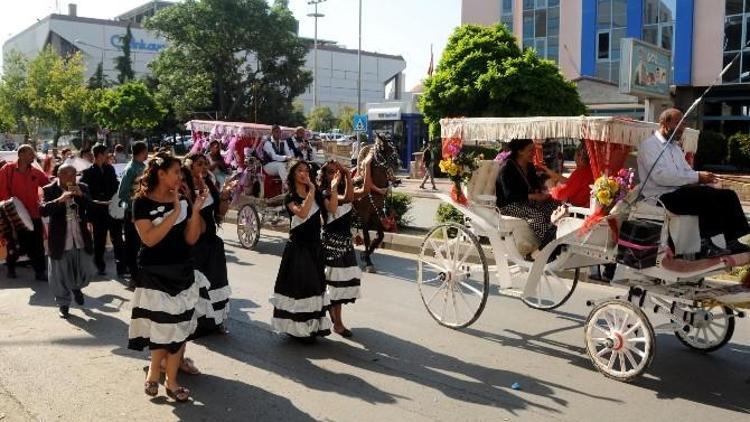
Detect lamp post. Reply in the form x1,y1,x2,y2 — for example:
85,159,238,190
357,0,362,114
307,0,327,109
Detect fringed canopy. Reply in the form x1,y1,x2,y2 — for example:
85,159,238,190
185,120,299,139
440,116,700,154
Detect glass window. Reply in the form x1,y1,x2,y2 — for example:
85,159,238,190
547,7,559,35
661,24,673,51
523,0,535,10
611,28,626,60
548,0,559,6
598,0,611,30
643,26,658,45
612,0,627,28
742,51,750,82
535,9,547,37
523,38,534,50
728,0,745,16
503,0,513,10
523,11,534,38
536,0,547,9
596,62,611,80
727,15,744,51
724,52,741,83
547,36,559,63
598,31,610,60
644,0,659,24
501,15,514,30
658,0,677,23
535,38,547,58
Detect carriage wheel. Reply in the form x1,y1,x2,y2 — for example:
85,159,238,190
417,223,489,329
236,204,260,249
584,300,655,382
522,266,579,311
674,304,735,353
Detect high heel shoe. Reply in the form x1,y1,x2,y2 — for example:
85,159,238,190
144,381,159,397
166,386,190,402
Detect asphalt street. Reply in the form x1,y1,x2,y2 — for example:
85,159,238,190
0,226,749,421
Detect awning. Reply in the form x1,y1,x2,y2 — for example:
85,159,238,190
368,107,401,121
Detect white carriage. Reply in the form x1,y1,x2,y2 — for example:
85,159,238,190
417,116,750,382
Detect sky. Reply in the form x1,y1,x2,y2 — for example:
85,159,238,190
0,0,461,88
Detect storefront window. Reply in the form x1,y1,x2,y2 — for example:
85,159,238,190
522,0,559,63
596,0,627,83
723,1,750,83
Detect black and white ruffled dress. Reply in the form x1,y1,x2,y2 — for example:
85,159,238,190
270,191,331,338
127,197,215,353
323,203,361,305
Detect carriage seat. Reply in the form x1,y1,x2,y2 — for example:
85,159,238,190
631,201,701,255
261,168,284,199
467,160,539,256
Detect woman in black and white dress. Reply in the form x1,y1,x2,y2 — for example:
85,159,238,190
319,161,360,337
128,153,212,402
270,160,331,339
182,153,231,335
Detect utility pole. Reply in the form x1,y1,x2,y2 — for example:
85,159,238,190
357,0,362,114
307,0,327,109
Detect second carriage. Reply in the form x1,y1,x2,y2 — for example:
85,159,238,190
417,116,750,381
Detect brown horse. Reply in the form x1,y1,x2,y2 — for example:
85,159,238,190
353,134,400,273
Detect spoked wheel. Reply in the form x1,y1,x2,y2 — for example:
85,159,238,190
417,223,489,329
584,300,655,382
522,265,579,311
674,304,735,353
237,204,261,249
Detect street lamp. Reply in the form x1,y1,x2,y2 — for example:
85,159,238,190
307,0,327,109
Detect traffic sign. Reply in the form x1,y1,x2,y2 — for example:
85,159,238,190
352,114,368,132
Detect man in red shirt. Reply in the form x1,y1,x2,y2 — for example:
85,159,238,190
0,145,49,280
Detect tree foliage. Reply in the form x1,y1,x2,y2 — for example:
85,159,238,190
114,25,135,84
0,51,30,134
94,81,166,134
337,106,357,133
145,0,312,124
419,24,586,135
307,106,336,132
23,47,88,143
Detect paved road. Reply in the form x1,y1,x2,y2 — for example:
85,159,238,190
0,227,749,421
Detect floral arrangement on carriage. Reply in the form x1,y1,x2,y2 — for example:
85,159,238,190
579,168,636,236
439,137,481,205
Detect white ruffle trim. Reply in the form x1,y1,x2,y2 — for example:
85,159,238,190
327,285,361,302
271,316,332,337
269,292,330,313
325,266,361,282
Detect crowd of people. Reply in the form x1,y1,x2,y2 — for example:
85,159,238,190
0,126,372,402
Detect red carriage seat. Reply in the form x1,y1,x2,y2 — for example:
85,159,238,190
261,168,283,199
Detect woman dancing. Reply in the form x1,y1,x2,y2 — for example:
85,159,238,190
270,160,331,340
319,161,360,337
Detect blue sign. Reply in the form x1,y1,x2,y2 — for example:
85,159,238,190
110,35,167,52
352,114,368,132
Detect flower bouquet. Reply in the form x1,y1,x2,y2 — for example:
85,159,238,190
439,138,481,205
580,168,636,237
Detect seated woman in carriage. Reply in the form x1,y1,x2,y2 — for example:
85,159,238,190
495,139,560,249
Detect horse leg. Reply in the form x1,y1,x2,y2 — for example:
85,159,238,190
361,224,372,268
364,226,385,274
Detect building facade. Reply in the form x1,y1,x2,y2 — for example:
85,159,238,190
461,0,750,133
3,2,405,116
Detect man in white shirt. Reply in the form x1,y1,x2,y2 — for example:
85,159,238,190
263,125,289,181
638,108,750,257
350,135,360,167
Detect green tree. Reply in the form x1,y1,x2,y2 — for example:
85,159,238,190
0,51,31,134
94,81,166,136
419,24,586,137
24,47,89,145
146,0,311,123
307,106,337,132
0,95,15,133
88,62,110,89
114,25,135,84
337,105,357,133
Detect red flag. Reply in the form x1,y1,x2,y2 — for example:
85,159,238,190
427,44,434,77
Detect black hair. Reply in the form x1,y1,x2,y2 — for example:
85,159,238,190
508,139,533,161
92,143,107,158
131,141,147,156
136,152,182,198
287,160,312,198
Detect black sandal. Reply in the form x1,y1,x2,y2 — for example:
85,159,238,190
144,381,159,397
166,386,190,402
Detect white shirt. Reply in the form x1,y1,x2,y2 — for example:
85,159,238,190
263,137,288,162
350,141,360,160
637,131,699,199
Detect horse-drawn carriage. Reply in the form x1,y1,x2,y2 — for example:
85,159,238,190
417,116,750,382
185,120,300,250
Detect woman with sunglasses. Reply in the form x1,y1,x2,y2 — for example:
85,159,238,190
182,152,232,335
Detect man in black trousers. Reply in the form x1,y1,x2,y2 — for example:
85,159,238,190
80,143,125,276
116,141,148,288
